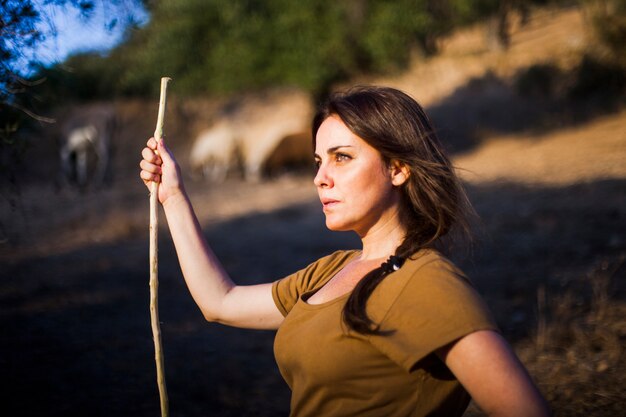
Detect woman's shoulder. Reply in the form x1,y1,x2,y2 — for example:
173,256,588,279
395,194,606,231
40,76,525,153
369,249,480,318
400,249,463,281
368,249,498,370
399,249,477,293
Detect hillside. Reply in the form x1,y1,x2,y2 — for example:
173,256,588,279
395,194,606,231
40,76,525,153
376,7,588,106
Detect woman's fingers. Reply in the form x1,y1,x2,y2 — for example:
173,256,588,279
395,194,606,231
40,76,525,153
147,137,158,149
142,146,162,165
140,163,161,182
156,139,171,161
140,169,160,184
140,158,161,173
140,146,162,184
140,137,186,205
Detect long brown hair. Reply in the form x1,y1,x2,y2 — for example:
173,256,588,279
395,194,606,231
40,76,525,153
312,86,473,334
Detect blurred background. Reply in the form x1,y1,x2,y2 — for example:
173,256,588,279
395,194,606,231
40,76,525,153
1,1,625,416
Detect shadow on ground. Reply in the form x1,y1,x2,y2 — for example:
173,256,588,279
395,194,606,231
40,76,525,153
427,60,626,153
1,177,624,416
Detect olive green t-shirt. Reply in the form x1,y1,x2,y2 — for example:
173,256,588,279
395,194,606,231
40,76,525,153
272,249,498,417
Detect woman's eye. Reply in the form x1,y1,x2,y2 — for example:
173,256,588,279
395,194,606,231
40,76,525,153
335,153,351,163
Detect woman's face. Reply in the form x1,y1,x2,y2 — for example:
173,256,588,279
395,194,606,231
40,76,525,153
314,116,406,237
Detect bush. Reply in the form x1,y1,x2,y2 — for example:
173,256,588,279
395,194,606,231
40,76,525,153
583,0,626,64
514,64,563,97
569,55,626,100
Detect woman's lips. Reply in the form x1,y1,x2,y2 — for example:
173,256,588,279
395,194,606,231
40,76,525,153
321,199,340,210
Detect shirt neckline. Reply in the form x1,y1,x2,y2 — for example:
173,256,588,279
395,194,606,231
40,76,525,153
298,290,352,310
298,250,362,309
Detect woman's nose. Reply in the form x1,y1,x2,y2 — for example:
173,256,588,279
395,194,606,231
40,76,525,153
313,163,333,188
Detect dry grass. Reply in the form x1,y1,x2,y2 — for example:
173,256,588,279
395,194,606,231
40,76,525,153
518,255,626,416
453,109,626,186
464,254,626,417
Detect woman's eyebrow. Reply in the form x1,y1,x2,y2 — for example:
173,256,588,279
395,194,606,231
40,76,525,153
314,145,354,159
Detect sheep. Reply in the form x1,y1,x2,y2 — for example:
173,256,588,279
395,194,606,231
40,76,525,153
189,89,313,182
262,132,313,177
189,119,237,182
59,107,115,189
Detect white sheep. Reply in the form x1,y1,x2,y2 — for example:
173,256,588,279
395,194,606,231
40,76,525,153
59,107,115,189
189,119,237,182
189,89,313,182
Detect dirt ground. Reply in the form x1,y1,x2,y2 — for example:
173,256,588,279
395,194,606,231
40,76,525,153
1,5,625,417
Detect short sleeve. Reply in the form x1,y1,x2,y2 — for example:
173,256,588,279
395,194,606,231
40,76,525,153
368,253,498,372
272,250,358,316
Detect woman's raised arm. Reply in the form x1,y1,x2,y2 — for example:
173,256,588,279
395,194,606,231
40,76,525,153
140,137,284,329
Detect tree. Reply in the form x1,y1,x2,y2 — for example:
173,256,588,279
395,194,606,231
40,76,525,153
1,1,100,122
0,0,145,192
583,0,626,65
116,0,357,97
108,0,474,98
1,1,46,138
1,0,145,127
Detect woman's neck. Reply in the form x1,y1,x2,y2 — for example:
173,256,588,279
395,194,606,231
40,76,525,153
358,213,407,261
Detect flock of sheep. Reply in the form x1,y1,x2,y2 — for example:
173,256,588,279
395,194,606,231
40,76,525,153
59,89,314,189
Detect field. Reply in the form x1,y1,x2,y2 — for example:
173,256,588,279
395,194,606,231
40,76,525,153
1,5,625,417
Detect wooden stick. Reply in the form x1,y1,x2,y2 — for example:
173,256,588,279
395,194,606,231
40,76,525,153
150,76,171,417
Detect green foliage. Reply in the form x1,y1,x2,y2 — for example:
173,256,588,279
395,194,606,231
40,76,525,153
57,0,502,98
117,0,357,96
34,52,124,101
1,1,42,108
34,0,588,100
361,0,435,69
0,0,146,187
583,0,626,64
0,0,123,107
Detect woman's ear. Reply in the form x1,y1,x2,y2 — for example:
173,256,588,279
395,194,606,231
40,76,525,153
390,160,410,186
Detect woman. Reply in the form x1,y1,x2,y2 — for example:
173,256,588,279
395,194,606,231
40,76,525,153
139,86,550,417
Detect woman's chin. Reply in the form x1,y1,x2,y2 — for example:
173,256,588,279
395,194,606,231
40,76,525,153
324,219,352,232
